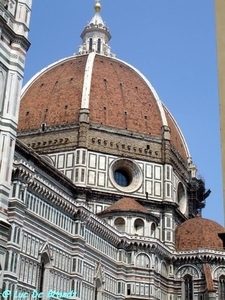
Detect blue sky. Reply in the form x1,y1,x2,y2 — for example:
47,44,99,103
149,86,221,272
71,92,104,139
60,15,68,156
23,1,223,225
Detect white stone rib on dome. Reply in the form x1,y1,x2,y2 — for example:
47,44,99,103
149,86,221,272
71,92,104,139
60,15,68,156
21,56,75,97
81,52,96,109
164,106,191,161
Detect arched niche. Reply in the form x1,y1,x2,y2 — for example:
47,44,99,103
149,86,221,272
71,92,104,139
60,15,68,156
94,278,103,300
151,223,156,237
134,218,144,236
114,217,125,232
135,253,150,268
39,252,51,293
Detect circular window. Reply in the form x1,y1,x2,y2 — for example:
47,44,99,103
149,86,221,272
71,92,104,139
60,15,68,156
109,158,142,192
114,169,131,187
177,182,187,214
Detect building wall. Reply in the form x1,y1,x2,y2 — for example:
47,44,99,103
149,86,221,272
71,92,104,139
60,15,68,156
215,0,225,225
1,144,224,300
5,148,174,299
0,0,32,291
0,0,31,218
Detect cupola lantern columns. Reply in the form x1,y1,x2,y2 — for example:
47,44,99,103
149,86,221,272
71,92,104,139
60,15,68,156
77,0,115,57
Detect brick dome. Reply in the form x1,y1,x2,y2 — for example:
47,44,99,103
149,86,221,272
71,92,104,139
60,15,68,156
98,197,149,215
175,215,224,251
19,53,190,161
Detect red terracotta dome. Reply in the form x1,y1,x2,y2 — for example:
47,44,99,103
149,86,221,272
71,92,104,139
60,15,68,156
18,53,190,161
175,215,224,251
98,197,149,215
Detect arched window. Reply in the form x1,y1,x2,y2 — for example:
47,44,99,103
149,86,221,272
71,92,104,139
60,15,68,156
95,278,102,300
155,257,158,272
183,274,193,300
134,218,144,236
97,39,101,53
161,262,168,277
4,251,9,270
13,227,17,243
39,260,45,293
114,218,125,232
14,254,17,273
11,284,15,300
76,280,81,297
136,253,150,268
89,38,93,51
219,275,225,300
151,223,156,237
38,252,50,293
0,72,4,112
10,252,14,272
4,0,8,10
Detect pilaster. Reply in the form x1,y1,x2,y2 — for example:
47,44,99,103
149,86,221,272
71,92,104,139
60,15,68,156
0,218,11,293
0,0,32,220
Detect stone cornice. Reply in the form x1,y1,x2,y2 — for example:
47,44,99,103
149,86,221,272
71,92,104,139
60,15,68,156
17,123,80,137
90,124,162,143
172,248,225,262
0,14,30,51
12,162,78,216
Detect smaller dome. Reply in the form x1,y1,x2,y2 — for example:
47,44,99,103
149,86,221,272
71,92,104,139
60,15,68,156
98,197,149,215
175,215,224,251
98,198,160,226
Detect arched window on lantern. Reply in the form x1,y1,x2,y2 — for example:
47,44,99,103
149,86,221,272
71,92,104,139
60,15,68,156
97,39,101,53
89,38,93,51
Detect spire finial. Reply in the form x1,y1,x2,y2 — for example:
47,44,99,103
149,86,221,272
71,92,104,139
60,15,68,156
94,0,101,12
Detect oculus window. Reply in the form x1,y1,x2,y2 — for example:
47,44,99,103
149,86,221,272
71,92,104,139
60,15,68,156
109,158,142,193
